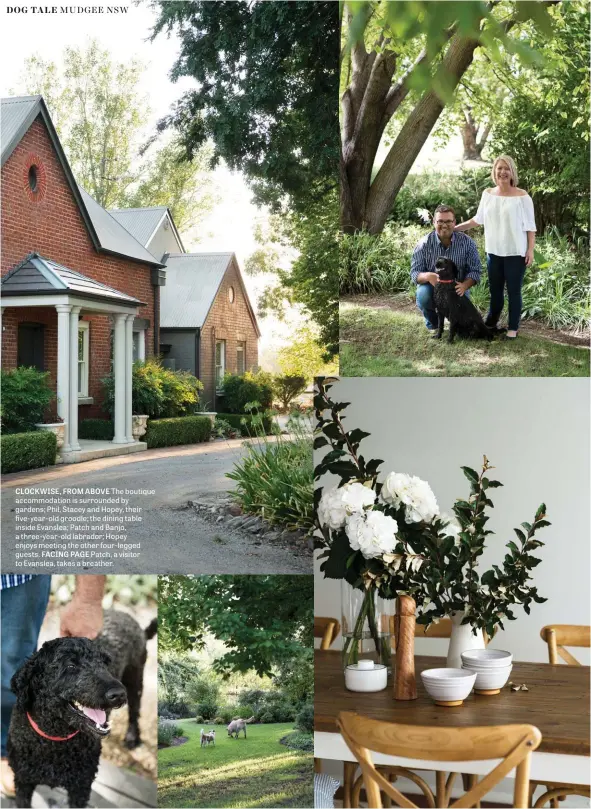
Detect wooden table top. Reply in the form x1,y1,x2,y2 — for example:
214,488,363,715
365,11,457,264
315,650,590,756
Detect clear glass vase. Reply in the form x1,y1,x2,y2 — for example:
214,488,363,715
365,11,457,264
341,581,394,672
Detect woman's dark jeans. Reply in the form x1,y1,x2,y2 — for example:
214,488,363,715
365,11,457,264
485,253,526,331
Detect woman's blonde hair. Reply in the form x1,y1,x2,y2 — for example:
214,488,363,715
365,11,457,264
491,155,518,186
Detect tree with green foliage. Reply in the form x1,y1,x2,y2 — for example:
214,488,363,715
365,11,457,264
150,1,339,356
16,40,215,224
341,0,559,234
158,576,314,678
150,1,338,214
277,325,338,381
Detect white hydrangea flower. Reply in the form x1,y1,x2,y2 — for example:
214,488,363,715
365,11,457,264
380,472,439,524
345,511,399,559
317,482,376,530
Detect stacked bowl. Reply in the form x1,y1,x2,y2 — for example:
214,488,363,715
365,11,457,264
420,668,477,707
461,649,513,695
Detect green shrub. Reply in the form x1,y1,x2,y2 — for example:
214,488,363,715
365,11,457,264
1,431,57,474
236,704,255,719
102,358,203,419
197,698,218,721
212,417,240,439
220,371,274,414
159,700,192,718
280,731,314,752
273,375,307,411
0,367,55,433
195,715,205,724
226,416,313,531
158,721,183,746
79,419,114,440
340,224,426,294
145,415,211,449
389,167,491,226
215,413,274,437
295,703,314,733
258,711,275,724
216,705,236,724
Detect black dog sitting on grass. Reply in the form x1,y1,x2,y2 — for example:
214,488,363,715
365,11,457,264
8,610,156,808
433,257,503,343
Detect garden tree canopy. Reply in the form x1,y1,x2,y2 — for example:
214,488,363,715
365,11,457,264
150,1,339,357
341,0,558,234
16,41,215,225
159,575,314,678
150,0,338,214
278,324,339,381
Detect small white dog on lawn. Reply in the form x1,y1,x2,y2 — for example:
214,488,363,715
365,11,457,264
200,728,216,746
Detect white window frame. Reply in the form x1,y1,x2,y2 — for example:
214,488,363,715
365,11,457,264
236,341,246,375
215,339,226,390
78,322,90,397
132,329,146,362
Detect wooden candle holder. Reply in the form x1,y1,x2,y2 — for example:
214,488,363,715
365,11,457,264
394,595,417,701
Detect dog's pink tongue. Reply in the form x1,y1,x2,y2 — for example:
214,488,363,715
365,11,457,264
81,706,106,725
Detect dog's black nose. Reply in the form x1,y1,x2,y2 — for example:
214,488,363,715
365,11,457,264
105,685,127,705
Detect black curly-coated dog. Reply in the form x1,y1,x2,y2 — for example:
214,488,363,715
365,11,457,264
8,610,157,808
433,257,503,343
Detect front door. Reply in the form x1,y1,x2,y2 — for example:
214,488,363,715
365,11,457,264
17,323,45,370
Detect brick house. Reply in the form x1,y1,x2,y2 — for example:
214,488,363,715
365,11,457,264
108,209,260,409
1,95,260,459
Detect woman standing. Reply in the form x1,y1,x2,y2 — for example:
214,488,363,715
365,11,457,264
454,155,536,338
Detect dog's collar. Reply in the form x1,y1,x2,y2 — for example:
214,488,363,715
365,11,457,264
27,712,80,742
437,279,455,284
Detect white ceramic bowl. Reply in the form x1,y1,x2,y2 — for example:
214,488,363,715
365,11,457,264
462,662,513,692
420,668,476,705
345,660,388,692
461,649,513,667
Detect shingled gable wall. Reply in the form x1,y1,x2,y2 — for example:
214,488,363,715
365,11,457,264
1,117,157,419
200,258,259,407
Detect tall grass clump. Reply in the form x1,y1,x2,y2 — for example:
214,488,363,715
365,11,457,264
226,410,313,532
340,224,425,294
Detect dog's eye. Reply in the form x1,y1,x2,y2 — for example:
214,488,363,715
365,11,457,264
66,664,76,671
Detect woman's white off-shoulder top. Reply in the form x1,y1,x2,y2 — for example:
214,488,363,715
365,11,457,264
474,190,536,257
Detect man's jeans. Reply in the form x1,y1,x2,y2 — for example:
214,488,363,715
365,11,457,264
1,576,51,755
416,283,470,330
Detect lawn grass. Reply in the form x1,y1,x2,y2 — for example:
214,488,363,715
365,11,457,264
340,303,589,378
157,720,313,808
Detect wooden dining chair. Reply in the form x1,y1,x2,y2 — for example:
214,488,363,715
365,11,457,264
337,711,542,809
315,617,341,650
529,625,591,808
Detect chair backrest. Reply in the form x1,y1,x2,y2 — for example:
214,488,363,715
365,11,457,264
314,617,341,650
540,625,591,665
337,711,541,809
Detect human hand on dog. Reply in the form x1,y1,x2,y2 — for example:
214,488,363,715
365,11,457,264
425,272,439,287
455,280,470,297
60,575,105,639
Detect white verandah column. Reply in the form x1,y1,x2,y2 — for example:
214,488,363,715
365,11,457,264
125,314,134,443
55,304,72,452
112,313,127,444
68,306,81,451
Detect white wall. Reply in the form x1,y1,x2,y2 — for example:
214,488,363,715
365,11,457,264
315,377,590,665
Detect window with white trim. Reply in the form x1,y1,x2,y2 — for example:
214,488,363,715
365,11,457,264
78,322,89,397
236,341,246,375
215,339,226,389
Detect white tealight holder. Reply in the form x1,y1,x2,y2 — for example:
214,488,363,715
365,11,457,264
345,659,388,692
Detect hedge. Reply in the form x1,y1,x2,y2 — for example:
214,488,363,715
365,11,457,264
145,415,212,449
79,419,114,440
216,413,274,436
1,431,57,474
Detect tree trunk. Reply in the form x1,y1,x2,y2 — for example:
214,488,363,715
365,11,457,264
363,33,480,234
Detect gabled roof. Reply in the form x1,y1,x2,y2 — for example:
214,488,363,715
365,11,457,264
160,252,260,336
78,188,166,267
1,253,143,306
1,95,164,269
108,207,185,255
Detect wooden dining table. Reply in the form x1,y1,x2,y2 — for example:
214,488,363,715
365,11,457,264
315,650,590,788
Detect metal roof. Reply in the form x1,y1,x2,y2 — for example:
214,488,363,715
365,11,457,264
109,207,185,255
1,95,164,268
160,253,232,328
1,96,42,164
78,188,165,268
1,253,143,307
